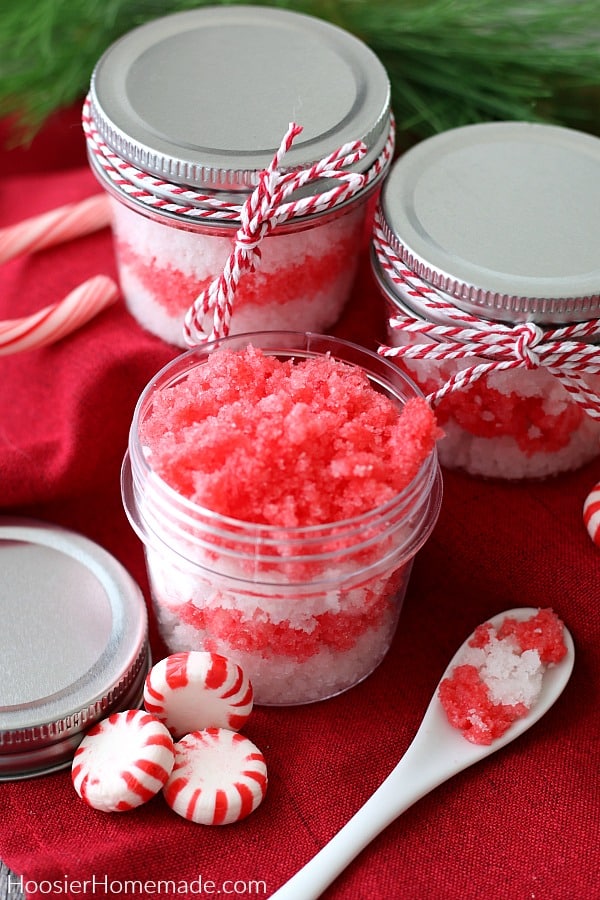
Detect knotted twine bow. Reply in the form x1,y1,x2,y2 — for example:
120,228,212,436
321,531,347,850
373,211,600,420
184,123,372,344
83,96,395,344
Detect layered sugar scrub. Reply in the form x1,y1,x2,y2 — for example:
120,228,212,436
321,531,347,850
84,6,393,347
108,201,366,347
122,332,443,705
378,304,600,479
439,608,567,745
373,122,600,479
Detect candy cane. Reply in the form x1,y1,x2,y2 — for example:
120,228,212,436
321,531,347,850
374,210,600,420
0,275,118,356
0,194,111,264
0,194,117,354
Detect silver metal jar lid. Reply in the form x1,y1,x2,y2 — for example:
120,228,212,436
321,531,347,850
89,5,391,192
0,519,149,781
378,122,600,324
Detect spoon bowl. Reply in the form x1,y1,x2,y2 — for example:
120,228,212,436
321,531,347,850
271,607,575,899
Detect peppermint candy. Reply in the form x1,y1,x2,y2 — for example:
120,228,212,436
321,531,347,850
144,651,254,738
583,481,600,547
71,710,174,812
163,728,268,825
72,654,267,824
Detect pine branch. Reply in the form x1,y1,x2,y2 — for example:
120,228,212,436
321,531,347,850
1,0,599,146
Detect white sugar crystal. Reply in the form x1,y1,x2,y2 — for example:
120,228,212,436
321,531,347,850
462,632,544,708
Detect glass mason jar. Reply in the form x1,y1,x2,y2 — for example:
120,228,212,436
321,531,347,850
121,332,442,705
372,122,600,480
84,6,393,347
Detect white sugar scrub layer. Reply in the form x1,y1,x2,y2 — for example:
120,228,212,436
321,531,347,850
385,328,600,479
140,549,411,706
123,336,443,705
110,199,365,347
439,608,567,745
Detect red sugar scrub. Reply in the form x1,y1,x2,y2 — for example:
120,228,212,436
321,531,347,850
111,201,367,347
141,344,440,527
379,341,600,479
439,609,567,745
123,332,443,705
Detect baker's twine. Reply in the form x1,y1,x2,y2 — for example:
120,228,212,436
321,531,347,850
83,95,395,343
184,122,394,343
373,211,600,420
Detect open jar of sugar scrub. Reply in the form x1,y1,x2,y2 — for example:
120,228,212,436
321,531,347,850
84,6,393,347
121,332,442,705
373,122,600,480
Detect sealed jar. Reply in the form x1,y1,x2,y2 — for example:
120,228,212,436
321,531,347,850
372,121,600,479
84,6,393,347
121,331,442,705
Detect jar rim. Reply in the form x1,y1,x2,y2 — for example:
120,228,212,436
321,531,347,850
0,519,149,780
126,330,440,539
87,143,384,232
89,5,391,192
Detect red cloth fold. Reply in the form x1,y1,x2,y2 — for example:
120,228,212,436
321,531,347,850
1,114,599,900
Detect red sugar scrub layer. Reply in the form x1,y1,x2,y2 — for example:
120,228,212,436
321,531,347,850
439,609,567,745
387,344,600,479
111,200,366,348
141,345,440,528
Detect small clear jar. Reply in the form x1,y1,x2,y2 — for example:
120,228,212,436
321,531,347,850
372,122,600,480
121,332,442,705
85,6,393,347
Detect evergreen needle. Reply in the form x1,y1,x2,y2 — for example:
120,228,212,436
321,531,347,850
0,0,598,144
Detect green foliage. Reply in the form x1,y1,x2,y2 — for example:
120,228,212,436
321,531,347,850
1,0,599,145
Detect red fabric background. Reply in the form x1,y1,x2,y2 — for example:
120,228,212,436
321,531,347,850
1,109,599,900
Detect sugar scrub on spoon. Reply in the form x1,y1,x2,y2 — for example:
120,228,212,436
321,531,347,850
439,608,567,745
122,332,442,705
269,607,573,899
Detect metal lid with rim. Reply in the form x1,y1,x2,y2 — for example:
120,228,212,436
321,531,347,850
0,519,150,781
89,4,391,193
378,121,600,324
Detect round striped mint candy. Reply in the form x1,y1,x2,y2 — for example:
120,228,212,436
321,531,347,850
163,728,268,825
583,481,600,547
71,710,175,812
144,651,253,738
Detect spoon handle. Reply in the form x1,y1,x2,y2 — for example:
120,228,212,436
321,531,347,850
270,609,574,899
270,733,450,900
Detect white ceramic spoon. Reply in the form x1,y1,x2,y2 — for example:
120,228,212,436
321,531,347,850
271,607,575,900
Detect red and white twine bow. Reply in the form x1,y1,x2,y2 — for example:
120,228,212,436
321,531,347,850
374,211,600,420
184,122,384,343
83,96,394,343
